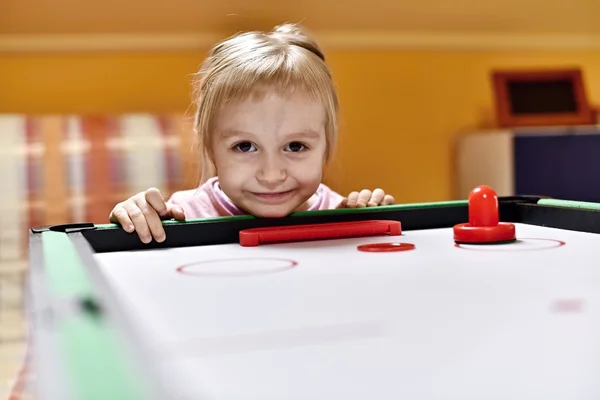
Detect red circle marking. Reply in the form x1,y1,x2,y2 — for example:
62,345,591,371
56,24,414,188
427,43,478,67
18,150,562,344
455,238,565,251
357,242,416,252
176,257,298,278
552,299,584,313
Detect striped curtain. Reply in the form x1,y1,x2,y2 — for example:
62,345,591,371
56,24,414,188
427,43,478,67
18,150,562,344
0,113,199,264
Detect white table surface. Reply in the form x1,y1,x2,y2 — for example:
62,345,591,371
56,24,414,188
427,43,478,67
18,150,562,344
94,223,600,400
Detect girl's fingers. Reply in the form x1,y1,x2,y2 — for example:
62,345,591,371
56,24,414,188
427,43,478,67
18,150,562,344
356,189,373,207
368,188,386,206
345,191,360,208
109,204,134,232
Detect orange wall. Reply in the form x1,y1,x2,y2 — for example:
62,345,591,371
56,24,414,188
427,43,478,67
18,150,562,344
1,49,599,202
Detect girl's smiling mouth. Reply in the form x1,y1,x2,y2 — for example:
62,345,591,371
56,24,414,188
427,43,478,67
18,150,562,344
250,190,295,201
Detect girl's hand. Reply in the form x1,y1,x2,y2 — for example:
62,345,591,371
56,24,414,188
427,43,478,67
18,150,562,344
338,188,395,208
109,188,185,243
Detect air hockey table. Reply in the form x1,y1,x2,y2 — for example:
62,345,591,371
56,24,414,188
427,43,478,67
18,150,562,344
25,186,600,400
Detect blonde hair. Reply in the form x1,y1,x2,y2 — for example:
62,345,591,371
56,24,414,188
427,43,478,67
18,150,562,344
192,23,339,184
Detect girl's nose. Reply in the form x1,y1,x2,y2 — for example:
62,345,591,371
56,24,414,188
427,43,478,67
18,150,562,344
256,156,287,184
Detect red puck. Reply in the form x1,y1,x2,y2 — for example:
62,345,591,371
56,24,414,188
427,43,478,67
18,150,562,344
357,242,415,252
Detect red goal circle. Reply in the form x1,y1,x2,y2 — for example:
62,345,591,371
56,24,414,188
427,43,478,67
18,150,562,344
176,257,298,278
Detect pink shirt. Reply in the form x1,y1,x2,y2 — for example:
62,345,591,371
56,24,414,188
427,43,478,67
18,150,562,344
167,177,345,219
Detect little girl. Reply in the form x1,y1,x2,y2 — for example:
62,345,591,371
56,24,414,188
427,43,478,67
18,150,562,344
109,23,395,243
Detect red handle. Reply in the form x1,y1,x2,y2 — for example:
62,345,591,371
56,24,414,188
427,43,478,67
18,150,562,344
239,220,402,247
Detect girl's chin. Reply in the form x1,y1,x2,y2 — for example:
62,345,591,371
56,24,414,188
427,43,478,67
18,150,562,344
240,201,305,218
246,206,296,218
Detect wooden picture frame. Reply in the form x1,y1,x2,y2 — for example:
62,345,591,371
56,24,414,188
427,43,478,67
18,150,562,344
491,68,595,127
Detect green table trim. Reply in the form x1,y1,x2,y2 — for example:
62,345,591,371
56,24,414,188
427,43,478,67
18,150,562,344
42,231,95,298
41,231,148,399
537,198,600,211
94,199,469,230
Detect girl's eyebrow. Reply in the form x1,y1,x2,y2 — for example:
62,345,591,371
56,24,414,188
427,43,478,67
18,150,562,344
290,130,321,139
219,129,322,139
218,129,251,139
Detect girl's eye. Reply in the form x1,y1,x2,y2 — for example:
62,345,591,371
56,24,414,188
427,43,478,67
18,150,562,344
234,141,256,153
285,142,306,152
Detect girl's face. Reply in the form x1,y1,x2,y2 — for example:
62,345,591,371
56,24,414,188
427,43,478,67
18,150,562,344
211,89,328,218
